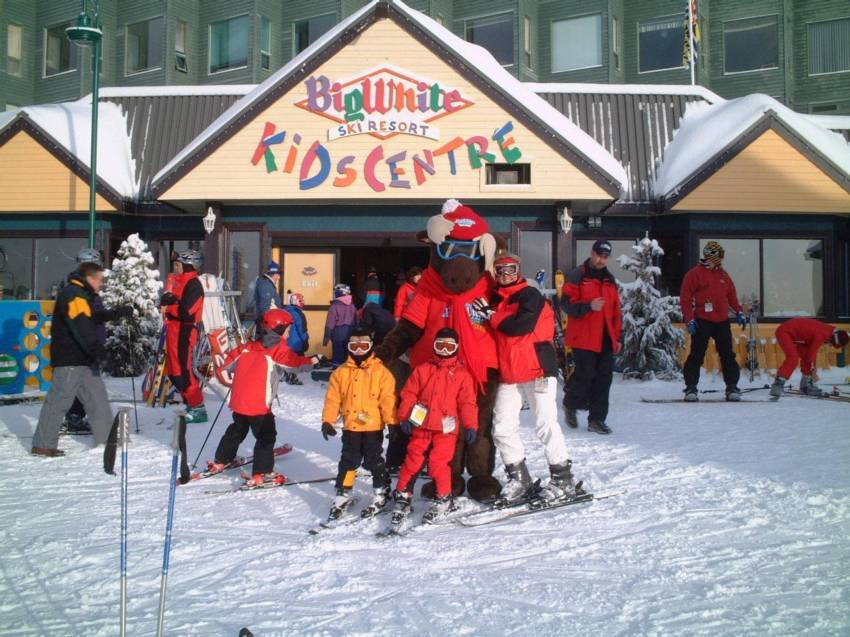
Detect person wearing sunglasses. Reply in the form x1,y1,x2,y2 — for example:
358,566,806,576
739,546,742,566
472,253,578,505
320,327,398,521
390,328,479,525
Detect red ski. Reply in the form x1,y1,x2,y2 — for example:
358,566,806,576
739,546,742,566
181,443,293,484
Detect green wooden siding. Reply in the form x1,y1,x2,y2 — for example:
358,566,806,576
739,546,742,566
538,0,609,83
792,0,850,113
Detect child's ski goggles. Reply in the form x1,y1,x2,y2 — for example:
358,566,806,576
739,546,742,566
436,240,482,261
494,263,518,276
347,338,373,354
433,338,459,355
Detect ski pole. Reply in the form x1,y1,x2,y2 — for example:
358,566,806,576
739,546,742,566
118,409,130,637
190,386,231,470
128,324,140,434
157,413,183,637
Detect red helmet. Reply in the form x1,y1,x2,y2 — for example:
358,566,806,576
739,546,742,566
262,308,294,332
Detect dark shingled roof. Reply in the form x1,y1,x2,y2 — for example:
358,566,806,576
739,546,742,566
99,89,250,198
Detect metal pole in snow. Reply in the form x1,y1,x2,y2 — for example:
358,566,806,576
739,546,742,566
157,413,183,637
688,0,696,86
118,408,129,637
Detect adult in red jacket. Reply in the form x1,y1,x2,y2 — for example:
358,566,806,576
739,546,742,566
393,328,478,522
161,250,206,422
210,309,317,485
393,266,422,319
680,241,747,402
474,253,575,504
771,318,849,399
560,240,622,434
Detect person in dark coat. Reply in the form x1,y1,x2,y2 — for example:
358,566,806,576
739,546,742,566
253,261,282,332
282,292,309,385
359,302,396,345
362,265,385,307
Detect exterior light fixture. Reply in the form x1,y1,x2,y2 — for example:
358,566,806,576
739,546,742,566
203,206,216,235
557,206,573,234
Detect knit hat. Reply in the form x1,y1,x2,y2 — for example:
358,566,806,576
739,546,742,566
494,251,521,267
591,240,612,256
435,327,459,342
334,283,351,298
266,261,281,275
350,325,372,340
833,329,849,348
702,241,725,268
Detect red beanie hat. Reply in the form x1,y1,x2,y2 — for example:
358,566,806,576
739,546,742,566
438,199,489,241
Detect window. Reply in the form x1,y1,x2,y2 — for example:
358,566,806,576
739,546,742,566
35,238,85,300
7,24,22,76
808,18,850,75
762,240,823,317
209,15,249,73
723,16,779,74
226,231,260,314
523,15,532,68
576,240,638,283
260,17,271,70
612,17,621,70
5,103,20,111
552,14,602,73
126,17,164,75
44,23,77,76
638,16,685,73
486,163,531,185
435,14,446,27
699,239,760,309
294,13,336,54
464,13,514,66
175,20,188,73
0,239,34,300
519,231,553,286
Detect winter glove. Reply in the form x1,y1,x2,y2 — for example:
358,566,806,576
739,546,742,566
736,312,748,327
160,292,178,306
114,305,135,319
687,319,699,335
321,422,337,440
400,420,414,435
464,428,477,445
472,297,495,320
310,355,321,367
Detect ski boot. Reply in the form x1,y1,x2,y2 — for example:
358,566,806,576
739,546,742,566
206,460,232,474
684,386,699,402
770,377,786,400
389,490,413,526
60,413,92,435
537,460,576,504
800,375,825,397
243,472,286,489
588,419,612,435
328,488,356,521
360,487,391,519
185,405,208,423
422,495,454,524
565,408,578,429
725,386,742,402
495,460,534,508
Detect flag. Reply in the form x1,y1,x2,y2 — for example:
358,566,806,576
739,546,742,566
683,0,701,65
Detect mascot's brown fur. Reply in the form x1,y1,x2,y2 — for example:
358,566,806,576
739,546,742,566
376,200,506,502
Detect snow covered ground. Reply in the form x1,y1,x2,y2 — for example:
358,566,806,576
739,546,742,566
1,369,848,637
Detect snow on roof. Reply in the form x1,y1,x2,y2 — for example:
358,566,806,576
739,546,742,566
86,85,258,99
154,0,627,194
525,82,722,103
653,93,850,199
0,102,137,198
805,114,850,131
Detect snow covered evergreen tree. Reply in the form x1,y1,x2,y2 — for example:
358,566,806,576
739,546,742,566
616,234,685,380
102,234,163,376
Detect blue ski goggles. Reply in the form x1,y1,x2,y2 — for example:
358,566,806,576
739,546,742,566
436,240,482,261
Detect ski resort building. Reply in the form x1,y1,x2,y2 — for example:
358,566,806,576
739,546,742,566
1,0,849,353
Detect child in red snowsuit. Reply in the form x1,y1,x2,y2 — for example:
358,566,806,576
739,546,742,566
391,328,478,524
771,318,849,399
210,309,317,486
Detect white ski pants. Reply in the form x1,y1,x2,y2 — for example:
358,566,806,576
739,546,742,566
492,377,569,467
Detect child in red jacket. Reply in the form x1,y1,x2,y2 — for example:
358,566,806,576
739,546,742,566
209,309,317,487
390,328,478,525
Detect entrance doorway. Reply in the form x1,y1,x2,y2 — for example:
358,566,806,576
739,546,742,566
339,246,430,310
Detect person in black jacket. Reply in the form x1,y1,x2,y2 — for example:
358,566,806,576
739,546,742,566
359,301,396,345
32,262,131,456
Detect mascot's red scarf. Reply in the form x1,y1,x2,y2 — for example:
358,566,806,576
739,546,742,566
414,266,495,391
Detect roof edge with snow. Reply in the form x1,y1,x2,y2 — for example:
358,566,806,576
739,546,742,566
524,82,722,103
151,0,625,199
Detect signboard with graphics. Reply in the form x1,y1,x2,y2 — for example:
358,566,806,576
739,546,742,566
159,18,611,202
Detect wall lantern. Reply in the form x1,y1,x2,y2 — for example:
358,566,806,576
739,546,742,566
203,206,216,235
557,206,573,235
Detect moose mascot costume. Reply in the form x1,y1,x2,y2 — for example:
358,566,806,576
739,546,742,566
376,199,504,502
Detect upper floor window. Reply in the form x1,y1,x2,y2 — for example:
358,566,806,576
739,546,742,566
552,14,602,73
209,15,249,74
44,22,77,77
260,17,271,70
612,16,621,71
294,13,336,54
523,15,532,68
175,20,188,73
638,16,685,73
7,24,22,76
126,17,164,75
464,12,514,67
724,15,779,74
808,18,850,75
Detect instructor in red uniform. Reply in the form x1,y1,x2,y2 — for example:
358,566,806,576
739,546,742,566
771,318,849,399
161,250,207,422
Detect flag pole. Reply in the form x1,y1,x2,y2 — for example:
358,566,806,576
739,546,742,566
688,0,696,86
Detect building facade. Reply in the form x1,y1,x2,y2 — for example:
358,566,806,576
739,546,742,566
2,0,849,114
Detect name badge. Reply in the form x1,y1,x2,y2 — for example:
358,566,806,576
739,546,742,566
704,302,714,313
409,403,428,427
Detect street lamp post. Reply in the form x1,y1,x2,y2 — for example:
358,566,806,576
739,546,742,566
66,0,102,250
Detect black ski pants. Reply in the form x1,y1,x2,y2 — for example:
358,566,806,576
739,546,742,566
683,319,740,390
564,336,614,422
215,412,276,475
335,430,389,491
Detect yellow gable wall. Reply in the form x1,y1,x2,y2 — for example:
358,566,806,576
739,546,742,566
0,130,116,212
673,128,850,213
160,19,611,202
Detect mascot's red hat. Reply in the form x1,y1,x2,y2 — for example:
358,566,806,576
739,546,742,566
427,199,498,272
